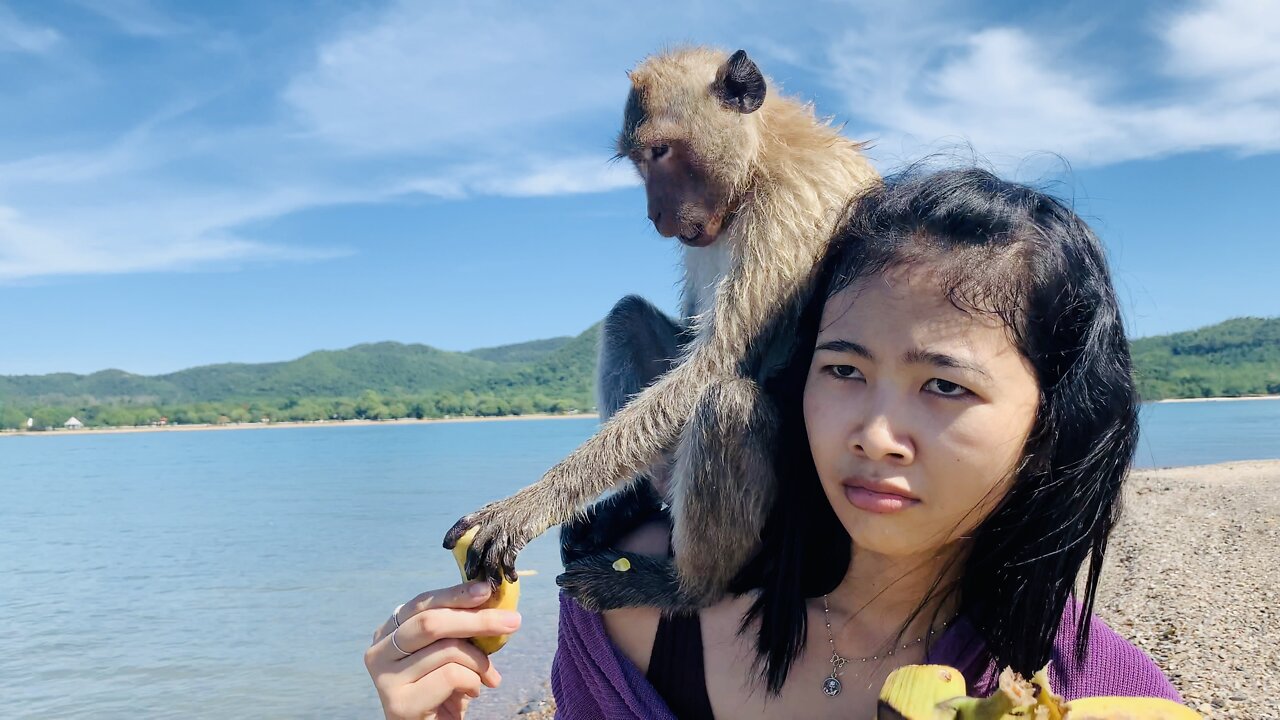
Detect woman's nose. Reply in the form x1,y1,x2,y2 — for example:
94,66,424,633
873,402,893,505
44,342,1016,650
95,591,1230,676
849,398,915,464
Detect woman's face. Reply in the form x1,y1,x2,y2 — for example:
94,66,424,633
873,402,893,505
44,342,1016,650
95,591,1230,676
803,264,1040,559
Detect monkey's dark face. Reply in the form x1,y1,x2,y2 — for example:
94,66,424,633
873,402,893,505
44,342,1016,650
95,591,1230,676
619,49,767,248
631,139,731,248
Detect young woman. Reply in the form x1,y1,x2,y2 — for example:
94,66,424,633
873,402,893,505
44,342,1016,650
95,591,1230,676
365,168,1182,719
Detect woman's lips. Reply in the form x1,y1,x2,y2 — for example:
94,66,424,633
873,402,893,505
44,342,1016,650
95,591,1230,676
842,479,920,514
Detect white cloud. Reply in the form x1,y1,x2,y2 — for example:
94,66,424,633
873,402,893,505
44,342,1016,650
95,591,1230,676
397,156,639,200
6,0,1278,284
0,1,660,281
282,2,632,155
0,190,352,282
0,6,61,54
828,0,1280,169
1163,0,1280,108
480,157,639,198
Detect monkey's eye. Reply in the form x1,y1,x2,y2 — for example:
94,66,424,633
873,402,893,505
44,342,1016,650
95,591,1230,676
650,144,670,161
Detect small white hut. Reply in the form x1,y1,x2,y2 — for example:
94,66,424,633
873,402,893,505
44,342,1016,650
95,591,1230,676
64,417,84,430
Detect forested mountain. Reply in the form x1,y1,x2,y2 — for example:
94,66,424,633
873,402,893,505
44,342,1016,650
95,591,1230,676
2,317,1276,429
0,326,599,429
1131,317,1280,400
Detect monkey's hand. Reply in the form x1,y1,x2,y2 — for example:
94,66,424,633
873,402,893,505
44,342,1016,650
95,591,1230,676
557,551,690,613
443,494,547,586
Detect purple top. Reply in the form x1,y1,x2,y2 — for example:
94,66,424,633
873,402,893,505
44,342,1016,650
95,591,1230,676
551,593,1180,719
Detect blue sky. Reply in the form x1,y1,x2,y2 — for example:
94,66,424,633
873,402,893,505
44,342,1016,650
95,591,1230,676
1,0,1277,376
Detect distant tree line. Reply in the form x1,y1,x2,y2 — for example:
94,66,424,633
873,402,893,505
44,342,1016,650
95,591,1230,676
0,388,591,431
1131,317,1280,400
3,317,1276,430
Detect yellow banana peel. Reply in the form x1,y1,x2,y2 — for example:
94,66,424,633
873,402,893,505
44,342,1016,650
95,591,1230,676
450,526,520,654
1058,696,1203,720
878,665,969,720
877,664,1201,720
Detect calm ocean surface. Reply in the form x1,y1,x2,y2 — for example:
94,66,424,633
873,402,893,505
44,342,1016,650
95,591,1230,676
2,399,1278,719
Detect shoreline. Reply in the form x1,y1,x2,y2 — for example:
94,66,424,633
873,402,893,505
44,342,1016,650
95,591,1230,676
517,459,1280,718
0,412,597,438
1152,394,1280,404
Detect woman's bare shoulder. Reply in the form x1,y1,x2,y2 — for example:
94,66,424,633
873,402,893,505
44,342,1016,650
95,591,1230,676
599,517,670,674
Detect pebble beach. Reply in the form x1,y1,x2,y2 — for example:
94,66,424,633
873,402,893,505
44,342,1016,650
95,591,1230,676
1091,460,1280,719
514,459,1280,719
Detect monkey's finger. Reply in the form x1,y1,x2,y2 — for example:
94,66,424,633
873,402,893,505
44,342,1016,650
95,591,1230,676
464,536,487,584
479,540,507,589
442,514,477,550
501,547,519,585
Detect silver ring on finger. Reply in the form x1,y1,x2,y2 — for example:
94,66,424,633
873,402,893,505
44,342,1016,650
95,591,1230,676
392,603,405,629
390,628,412,658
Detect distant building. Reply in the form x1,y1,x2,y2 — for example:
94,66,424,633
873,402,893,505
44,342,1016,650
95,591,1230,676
64,417,84,430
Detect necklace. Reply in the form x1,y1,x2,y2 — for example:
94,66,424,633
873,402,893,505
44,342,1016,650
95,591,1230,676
819,594,958,698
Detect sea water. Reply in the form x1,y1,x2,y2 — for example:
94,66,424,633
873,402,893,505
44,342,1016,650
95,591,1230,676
1,399,1277,718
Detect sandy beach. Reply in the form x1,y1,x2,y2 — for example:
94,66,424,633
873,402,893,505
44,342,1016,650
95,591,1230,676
515,459,1280,719
1091,460,1279,718
0,412,594,439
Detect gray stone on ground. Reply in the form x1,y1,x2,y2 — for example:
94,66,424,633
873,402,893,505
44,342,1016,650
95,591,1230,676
1089,460,1280,720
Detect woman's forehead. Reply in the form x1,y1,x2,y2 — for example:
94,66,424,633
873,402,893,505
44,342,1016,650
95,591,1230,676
818,266,1016,352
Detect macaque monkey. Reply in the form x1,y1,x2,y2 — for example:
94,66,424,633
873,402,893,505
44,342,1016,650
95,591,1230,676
445,47,878,611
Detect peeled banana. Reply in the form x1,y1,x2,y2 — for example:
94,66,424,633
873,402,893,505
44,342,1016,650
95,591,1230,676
450,526,521,654
877,664,1202,720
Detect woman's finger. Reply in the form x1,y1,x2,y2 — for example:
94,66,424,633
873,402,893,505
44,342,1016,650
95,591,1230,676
367,607,521,675
409,663,487,713
372,582,492,644
385,606,521,657
394,637,502,689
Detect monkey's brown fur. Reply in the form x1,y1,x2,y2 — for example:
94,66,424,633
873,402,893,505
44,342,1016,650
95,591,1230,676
446,47,878,611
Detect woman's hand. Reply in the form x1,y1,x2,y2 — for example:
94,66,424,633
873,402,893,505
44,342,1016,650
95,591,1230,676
365,581,522,720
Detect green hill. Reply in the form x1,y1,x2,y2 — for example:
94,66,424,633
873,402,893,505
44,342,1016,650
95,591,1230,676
0,342,507,405
466,336,574,364
2,316,1275,430
1131,317,1280,401
0,328,599,430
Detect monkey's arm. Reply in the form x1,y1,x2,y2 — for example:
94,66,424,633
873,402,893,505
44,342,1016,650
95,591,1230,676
445,255,809,584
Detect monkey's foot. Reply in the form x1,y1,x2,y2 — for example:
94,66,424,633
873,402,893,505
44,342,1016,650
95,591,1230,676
443,498,544,586
560,481,667,565
557,551,704,613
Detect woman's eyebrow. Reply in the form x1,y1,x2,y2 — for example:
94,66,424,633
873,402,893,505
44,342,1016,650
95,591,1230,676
814,340,991,379
903,348,991,379
814,339,873,358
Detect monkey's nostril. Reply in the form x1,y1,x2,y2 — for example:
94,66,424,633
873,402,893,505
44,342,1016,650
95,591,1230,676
650,211,662,225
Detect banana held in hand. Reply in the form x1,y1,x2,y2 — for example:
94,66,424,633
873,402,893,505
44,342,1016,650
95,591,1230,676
877,665,971,719
450,526,521,654
877,664,1201,720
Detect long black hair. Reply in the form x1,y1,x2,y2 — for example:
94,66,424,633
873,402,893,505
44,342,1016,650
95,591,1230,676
731,166,1140,694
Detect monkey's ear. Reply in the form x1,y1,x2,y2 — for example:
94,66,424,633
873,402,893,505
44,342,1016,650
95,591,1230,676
713,49,766,114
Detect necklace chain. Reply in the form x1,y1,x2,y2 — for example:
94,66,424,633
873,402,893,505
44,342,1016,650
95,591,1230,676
819,594,958,698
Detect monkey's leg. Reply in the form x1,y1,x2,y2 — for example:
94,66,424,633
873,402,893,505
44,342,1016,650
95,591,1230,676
444,316,724,585
560,479,666,566
670,377,777,603
558,378,777,611
560,295,684,565
595,294,686,422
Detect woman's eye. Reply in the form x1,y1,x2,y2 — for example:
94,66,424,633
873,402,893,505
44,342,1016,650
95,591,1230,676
650,144,670,161
924,378,969,397
826,365,862,380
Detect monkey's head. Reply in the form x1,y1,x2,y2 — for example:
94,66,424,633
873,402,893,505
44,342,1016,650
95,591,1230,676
618,47,768,248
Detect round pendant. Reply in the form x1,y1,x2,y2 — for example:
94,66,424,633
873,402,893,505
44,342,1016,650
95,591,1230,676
821,675,842,697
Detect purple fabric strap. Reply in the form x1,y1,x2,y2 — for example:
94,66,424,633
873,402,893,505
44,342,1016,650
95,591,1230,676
551,593,1180,719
